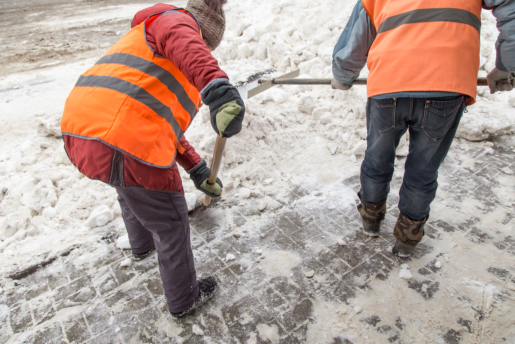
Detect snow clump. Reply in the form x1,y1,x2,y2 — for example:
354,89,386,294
399,264,413,280
185,193,197,212
85,205,114,228
116,234,131,250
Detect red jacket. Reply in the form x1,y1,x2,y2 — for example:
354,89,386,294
64,4,228,192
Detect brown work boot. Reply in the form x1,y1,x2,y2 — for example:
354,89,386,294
392,213,427,258
357,193,387,237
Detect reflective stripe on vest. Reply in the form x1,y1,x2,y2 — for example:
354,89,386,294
361,0,482,105
61,9,202,168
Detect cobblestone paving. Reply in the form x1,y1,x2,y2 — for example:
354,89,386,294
1,141,514,343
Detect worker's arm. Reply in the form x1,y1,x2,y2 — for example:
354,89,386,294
154,12,245,138
483,0,515,72
332,0,376,86
176,136,202,172
178,136,223,197
153,11,229,90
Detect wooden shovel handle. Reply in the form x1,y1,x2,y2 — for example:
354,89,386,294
203,136,227,207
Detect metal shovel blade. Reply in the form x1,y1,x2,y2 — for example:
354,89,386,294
247,70,300,98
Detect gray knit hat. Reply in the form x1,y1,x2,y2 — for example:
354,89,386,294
186,0,226,50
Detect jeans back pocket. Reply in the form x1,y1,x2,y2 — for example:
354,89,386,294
422,97,463,140
370,98,396,133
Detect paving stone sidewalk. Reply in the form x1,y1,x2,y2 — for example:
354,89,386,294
1,141,514,344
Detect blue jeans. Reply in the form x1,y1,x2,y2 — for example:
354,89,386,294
359,96,466,221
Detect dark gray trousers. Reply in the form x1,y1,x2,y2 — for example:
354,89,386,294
116,187,199,313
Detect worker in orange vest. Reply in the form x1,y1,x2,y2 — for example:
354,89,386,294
61,0,245,317
332,0,514,257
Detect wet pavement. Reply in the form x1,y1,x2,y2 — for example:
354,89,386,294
1,140,514,343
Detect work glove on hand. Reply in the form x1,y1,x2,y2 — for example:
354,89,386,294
201,79,246,138
331,78,352,91
487,67,515,94
188,160,223,198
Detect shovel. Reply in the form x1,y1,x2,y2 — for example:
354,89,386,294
203,135,227,208
247,70,489,98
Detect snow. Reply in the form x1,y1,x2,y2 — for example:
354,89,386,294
115,234,131,250
256,323,279,343
85,205,114,228
42,207,57,219
305,270,315,278
399,264,413,280
0,0,514,342
192,324,204,336
119,258,132,268
185,193,197,212
238,187,251,199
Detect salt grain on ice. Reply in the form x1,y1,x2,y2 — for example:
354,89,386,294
226,254,236,262
435,261,442,269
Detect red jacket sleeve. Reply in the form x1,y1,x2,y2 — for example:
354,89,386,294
153,12,229,91
176,136,203,172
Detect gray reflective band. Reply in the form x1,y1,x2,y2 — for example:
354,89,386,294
95,53,197,117
378,8,481,34
76,75,184,139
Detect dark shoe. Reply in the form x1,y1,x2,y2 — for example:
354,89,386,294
392,213,427,258
131,248,155,261
171,276,218,318
392,240,417,258
357,193,387,237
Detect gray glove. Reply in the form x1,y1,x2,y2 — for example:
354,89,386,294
487,67,515,94
331,78,352,91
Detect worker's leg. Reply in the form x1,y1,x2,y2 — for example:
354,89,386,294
398,96,465,221
117,192,155,255
359,98,409,203
115,187,199,314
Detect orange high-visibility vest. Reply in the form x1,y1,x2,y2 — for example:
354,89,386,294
361,0,482,105
61,10,202,168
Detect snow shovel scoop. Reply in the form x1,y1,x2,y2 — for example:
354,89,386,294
247,70,489,98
